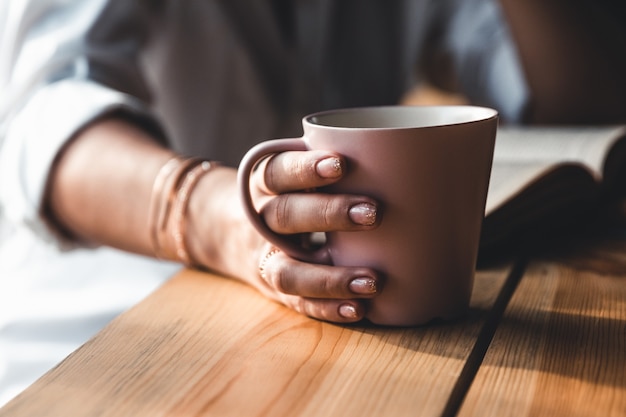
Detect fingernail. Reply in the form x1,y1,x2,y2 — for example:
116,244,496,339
339,304,358,319
316,157,342,178
349,277,377,294
349,203,377,226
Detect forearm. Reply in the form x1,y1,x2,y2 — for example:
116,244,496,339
499,0,626,123
45,116,175,256
44,115,262,279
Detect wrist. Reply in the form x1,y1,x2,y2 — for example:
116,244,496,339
184,166,265,279
147,157,221,266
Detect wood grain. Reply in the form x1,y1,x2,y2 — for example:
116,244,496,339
459,258,626,417
0,265,509,417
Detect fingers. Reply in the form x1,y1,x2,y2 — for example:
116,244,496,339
260,249,380,298
259,151,345,194
251,150,381,234
277,294,367,323
259,248,382,323
261,193,379,234
249,150,383,324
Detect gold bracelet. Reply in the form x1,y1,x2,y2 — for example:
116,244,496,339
171,160,218,266
155,158,202,259
147,156,182,258
149,156,202,260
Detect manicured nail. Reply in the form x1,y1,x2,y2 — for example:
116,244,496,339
316,157,342,178
349,277,377,295
339,304,358,319
349,203,377,226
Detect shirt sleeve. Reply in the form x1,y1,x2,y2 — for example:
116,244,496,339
0,0,161,248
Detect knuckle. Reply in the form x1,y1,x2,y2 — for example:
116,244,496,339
316,198,349,230
293,158,310,187
264,154,312,192
301,300,326,320
262,195,293,233
271,267,292,294
318,271,335,296
272,195,292,232
297,299,310,315
263,159,279,192
277,285,322,318
262,254,293,295
318,199,335,228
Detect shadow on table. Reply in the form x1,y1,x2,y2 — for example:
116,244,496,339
482,307,626,389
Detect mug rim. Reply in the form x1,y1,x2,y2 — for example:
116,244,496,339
304,105,498,131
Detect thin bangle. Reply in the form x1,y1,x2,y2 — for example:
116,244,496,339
171,160,219,266
147,156,182,258
149,157,201,259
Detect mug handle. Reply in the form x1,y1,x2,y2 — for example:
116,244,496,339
238,138,332,264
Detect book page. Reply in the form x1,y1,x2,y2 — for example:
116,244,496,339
481,163,598,251
493,126,626,176
480,126,626,253
486,126,626,214
485,161,557,214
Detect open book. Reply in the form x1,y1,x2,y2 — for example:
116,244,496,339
479,125,626,256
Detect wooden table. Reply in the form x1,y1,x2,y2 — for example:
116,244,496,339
1,218,625,417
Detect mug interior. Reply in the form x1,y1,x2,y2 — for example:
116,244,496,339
307,106,497,129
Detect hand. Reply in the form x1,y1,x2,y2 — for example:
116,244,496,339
187,150,383,324
248,150,383,323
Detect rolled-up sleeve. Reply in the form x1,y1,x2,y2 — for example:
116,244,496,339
0,0,159,246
